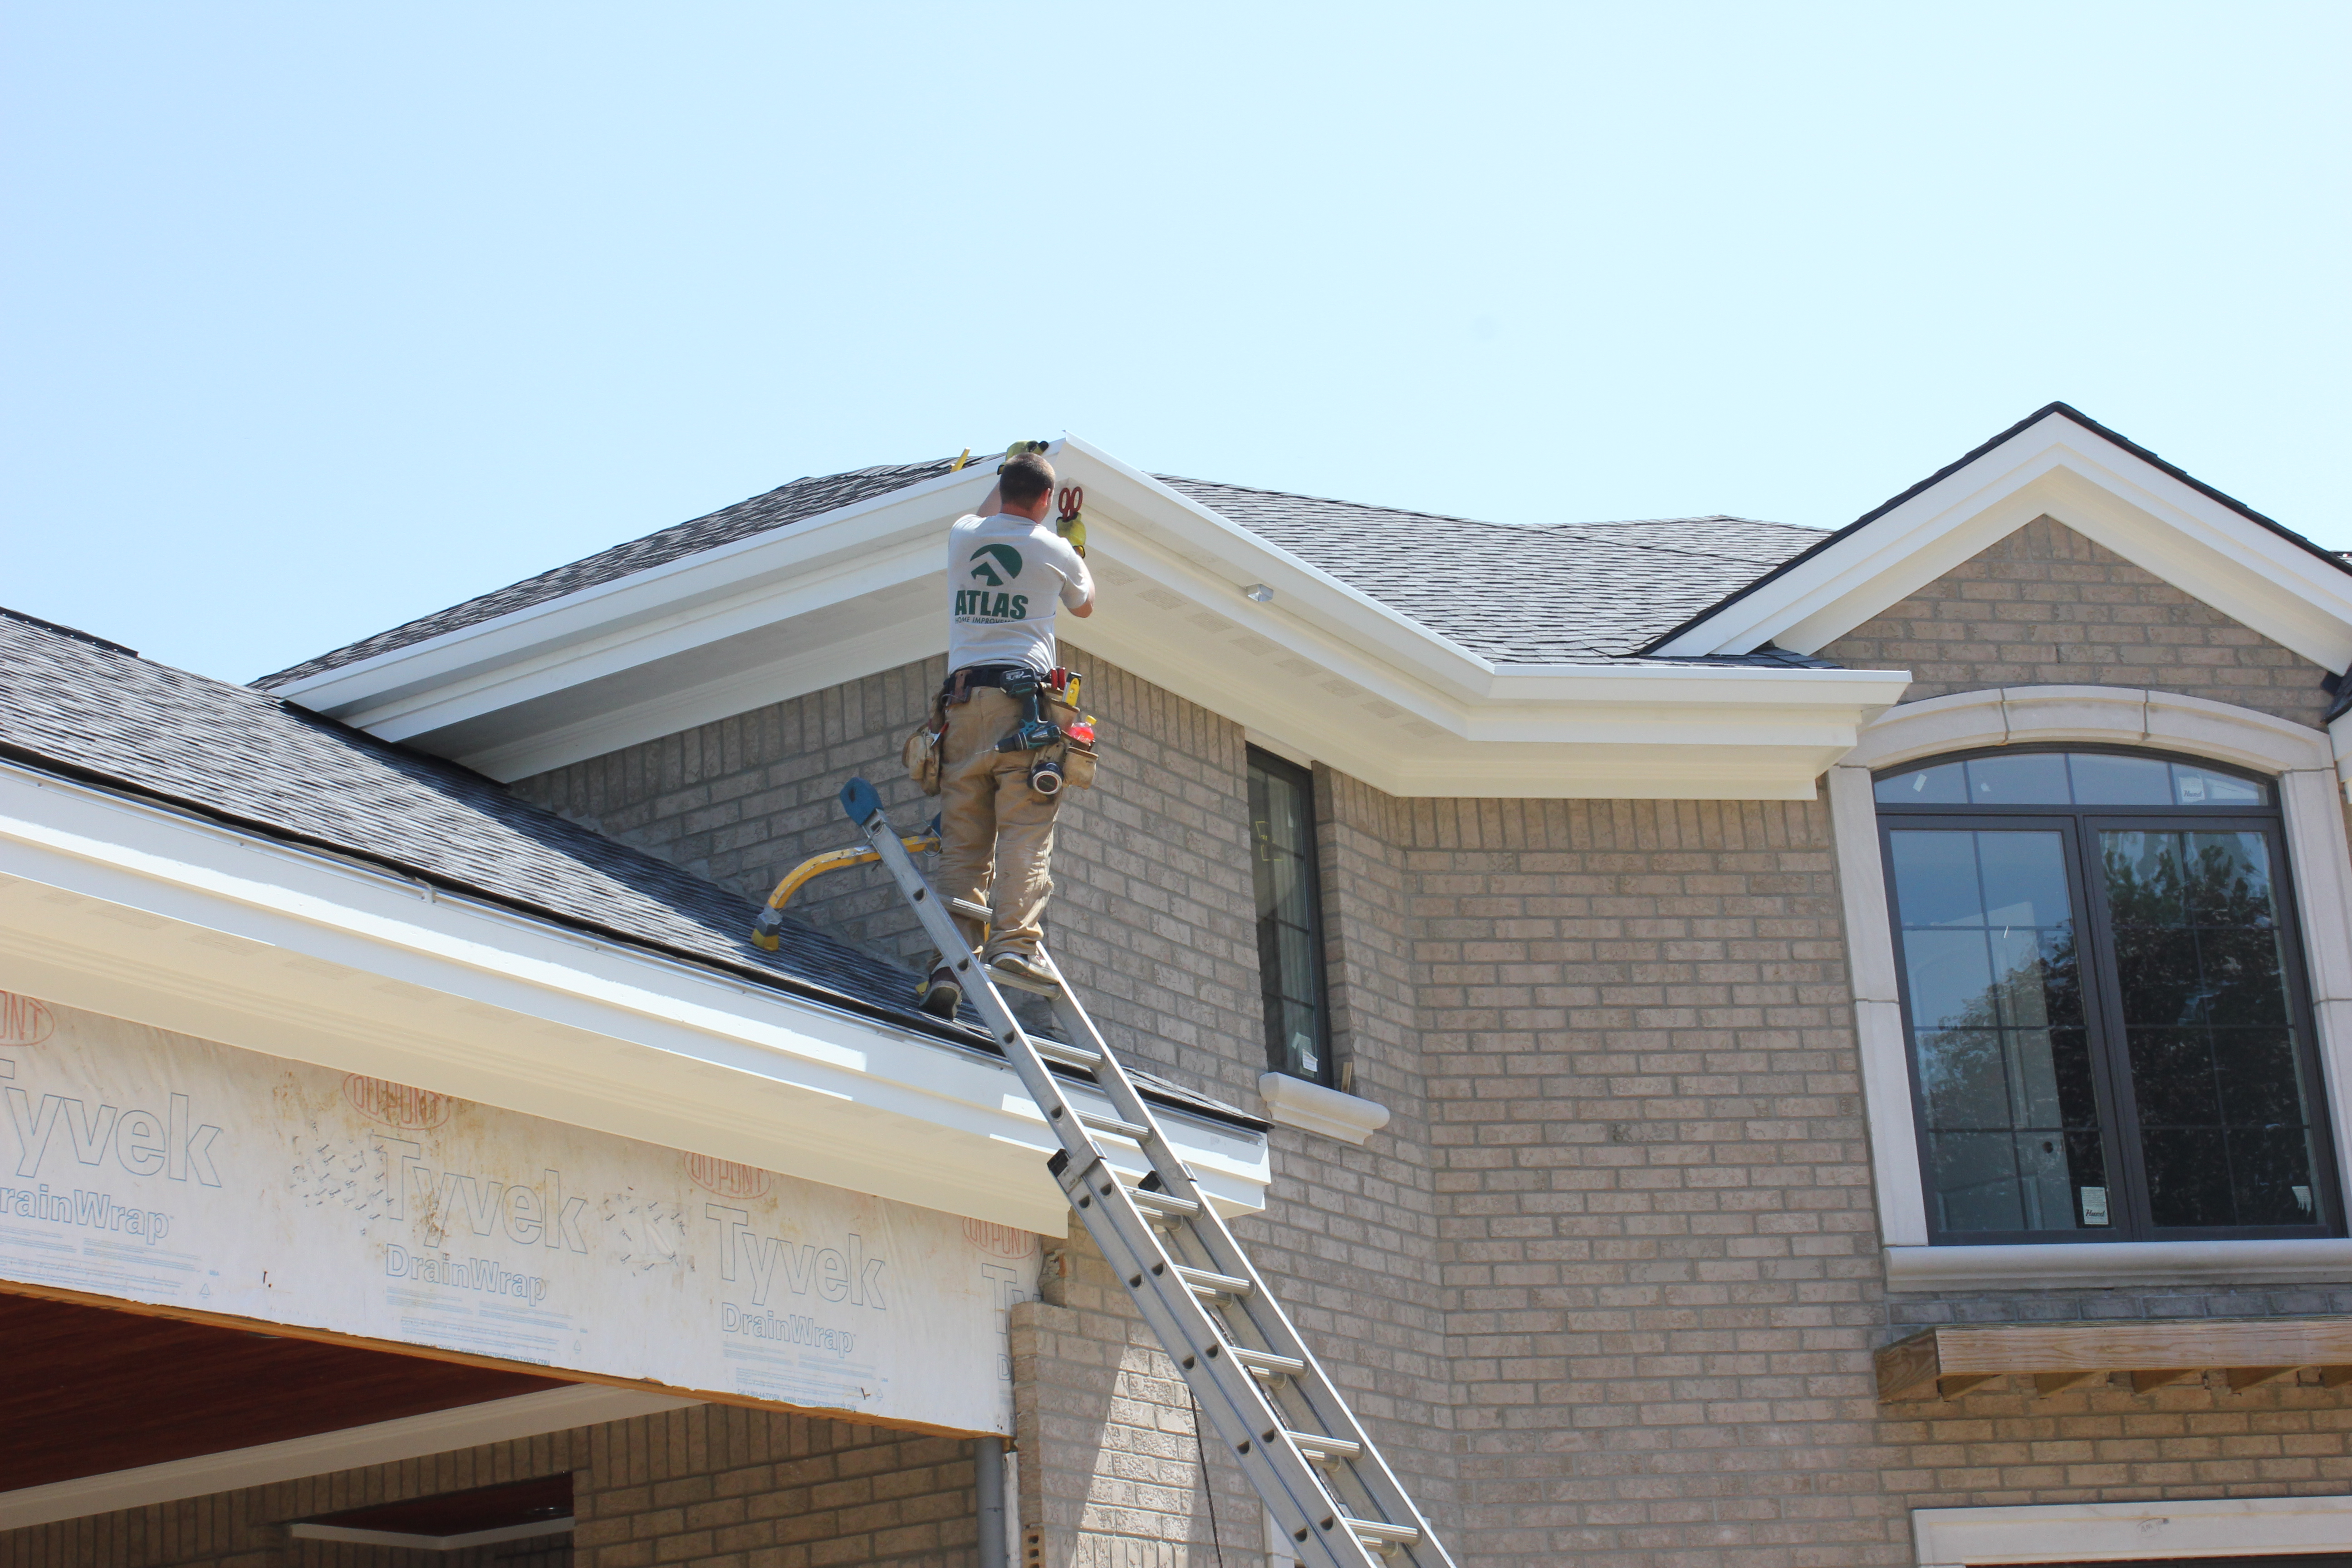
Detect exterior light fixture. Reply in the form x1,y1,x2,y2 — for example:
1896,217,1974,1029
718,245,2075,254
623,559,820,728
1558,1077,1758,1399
1243,583,1274,603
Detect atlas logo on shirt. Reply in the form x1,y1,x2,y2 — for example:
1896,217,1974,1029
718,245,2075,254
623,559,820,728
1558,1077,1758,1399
968,543,1024,586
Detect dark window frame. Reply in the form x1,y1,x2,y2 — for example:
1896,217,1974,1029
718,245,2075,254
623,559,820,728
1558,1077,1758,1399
1245,747,1336,1087
1875,743,2343,1247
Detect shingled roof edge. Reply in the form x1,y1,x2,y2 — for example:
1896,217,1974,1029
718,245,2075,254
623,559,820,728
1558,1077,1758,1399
0,722,1268,1136
1637,402,2352,657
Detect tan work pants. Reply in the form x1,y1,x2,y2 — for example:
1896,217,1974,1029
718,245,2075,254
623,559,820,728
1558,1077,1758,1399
937,686,1058,960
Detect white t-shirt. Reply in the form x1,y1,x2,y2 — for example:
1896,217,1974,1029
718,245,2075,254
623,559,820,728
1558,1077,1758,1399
945,511,1093,673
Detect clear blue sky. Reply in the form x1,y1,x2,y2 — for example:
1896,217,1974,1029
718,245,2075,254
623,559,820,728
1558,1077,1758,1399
5,4,2345,683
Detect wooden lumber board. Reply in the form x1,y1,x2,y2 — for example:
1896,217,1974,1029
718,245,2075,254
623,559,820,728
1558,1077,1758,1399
1877,1318,2352,1401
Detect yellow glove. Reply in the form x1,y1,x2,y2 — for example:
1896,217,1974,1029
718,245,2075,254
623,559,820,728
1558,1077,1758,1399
1058,514,1087,557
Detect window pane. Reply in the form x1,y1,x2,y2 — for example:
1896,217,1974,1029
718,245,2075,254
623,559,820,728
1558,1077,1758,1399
1876,761,1967,804
1874,751,2270,808
2100,827,2316,1230
1248,751,1330,1084
1887,832,1988,927
2067,753,2173,805
1889,829,2109,1234
2174,763,2268,805
1964,753,2073,804
1978,834,2074,932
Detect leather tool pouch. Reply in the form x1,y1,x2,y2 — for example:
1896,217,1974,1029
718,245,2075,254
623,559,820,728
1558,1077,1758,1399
903,723,942,795
904,692,947,796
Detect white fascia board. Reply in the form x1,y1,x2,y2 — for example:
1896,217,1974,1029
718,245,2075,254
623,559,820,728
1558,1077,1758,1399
271,457,1008,723
1056,437,1503,696
458,612,946,782
0,762,1268,1234
1655,412,2352,669
1064,532,1907,797
424,455,1906,795
285,431,1906,797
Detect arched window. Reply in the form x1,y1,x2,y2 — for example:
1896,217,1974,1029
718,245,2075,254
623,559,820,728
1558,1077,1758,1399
1873,747,2340,1244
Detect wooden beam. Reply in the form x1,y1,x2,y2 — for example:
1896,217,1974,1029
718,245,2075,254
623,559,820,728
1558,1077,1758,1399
1877,1330,1945,1402
2318,1367,2352,1388
1937,1374,1999,1399
2226,1366,2300,1391
1876,1317,2352,1404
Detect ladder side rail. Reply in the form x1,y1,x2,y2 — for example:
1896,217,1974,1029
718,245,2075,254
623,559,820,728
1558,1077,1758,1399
1166,1186,1450,1560
840,793,1116,1177
1055,1152,1388,1568
1042,987,1445,1559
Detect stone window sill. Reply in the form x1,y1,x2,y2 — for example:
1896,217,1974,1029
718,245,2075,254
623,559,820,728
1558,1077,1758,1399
1885,1238,2352,1292
1914,1493,2352,1565
1257,1073,1390,1145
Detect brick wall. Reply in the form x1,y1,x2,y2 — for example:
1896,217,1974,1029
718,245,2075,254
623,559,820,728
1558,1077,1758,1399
1401,794,1902,1561
1011,1260,1262,1568
0,1404,978,1568
1820,514,2337,725
500,532,2352,1564
514,657,948,970
516,663,1462,1558
512,649,1269,1107
1882,1370,2352,1509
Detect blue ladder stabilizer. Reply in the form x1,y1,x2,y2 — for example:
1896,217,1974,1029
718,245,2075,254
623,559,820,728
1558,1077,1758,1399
838,776,884,828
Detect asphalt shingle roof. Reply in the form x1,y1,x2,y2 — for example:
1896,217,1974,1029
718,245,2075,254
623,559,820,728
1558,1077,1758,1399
1157,477,1827,663
258,459,1827,687
0,609,1258,1131
257,461,958,689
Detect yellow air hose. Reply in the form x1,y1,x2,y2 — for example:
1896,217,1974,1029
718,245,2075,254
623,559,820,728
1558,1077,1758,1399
750,834,939,951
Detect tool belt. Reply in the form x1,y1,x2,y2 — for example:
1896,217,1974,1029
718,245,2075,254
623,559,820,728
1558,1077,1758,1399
902,665,1098,796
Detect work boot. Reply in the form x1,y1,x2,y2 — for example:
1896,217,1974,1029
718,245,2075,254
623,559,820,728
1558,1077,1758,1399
987,951,1058,995
918,965,962,1019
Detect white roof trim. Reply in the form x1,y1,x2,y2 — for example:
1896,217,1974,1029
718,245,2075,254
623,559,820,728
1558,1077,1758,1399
269,435,1910,799
0,760,1269,1235
1652,408,2352,671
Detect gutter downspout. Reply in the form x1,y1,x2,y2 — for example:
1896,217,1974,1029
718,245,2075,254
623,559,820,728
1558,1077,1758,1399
975,1438,1008,1568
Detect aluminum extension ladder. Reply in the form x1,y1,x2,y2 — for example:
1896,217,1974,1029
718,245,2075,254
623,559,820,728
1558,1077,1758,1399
836,778,1454,1568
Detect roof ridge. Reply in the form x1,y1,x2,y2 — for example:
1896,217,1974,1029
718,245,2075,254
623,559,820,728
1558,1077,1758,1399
256,457,956,689
1154,474,1517,532
0,605,139,658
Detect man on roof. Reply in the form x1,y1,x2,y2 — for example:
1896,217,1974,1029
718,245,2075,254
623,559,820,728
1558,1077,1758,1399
918,448,1095,1017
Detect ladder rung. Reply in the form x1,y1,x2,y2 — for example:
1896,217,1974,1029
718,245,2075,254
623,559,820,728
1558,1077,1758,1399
1286,1430,1362,1465
1176,1265,1251,1300
1078,1111,1148,1142
1033,1038,1102,1069
1230,1346,1304,1380
1129,1187,1201,1225
1347,1517,1422,1550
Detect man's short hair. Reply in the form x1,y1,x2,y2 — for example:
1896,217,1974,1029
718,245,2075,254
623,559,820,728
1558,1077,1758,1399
998,451,1055,507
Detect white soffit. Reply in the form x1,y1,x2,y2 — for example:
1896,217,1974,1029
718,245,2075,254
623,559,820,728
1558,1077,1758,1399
268,437,1909,799
0,761,1269,1235
1653,408,2352,671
